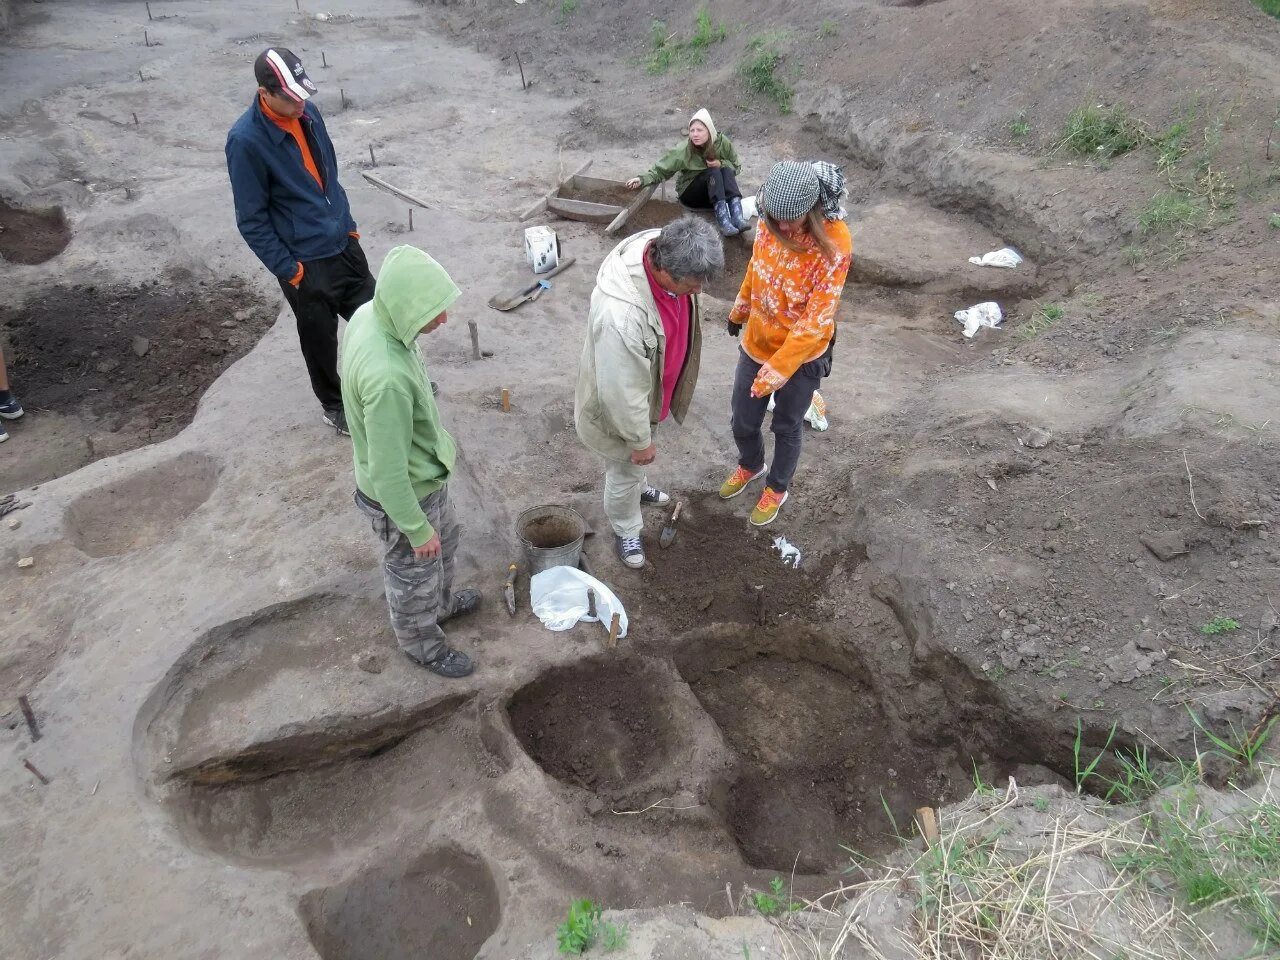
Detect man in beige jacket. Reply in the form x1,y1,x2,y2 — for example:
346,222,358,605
574,217,724,569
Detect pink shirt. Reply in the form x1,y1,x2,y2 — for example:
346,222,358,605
643,246,692,422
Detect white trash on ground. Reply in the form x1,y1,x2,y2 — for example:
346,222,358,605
772,536,802,568
767,390,829,431
740,195,759,221
954,301,1004,338
530,565,628,637
968,247,1023,269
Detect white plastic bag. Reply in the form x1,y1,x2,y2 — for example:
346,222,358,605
954,302,1003,338
767,390,828,431
530,566,628,637
968,247,1023,269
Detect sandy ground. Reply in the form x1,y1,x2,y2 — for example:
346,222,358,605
1,0,1279,958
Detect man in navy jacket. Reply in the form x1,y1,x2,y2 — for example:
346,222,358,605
225,47,373,435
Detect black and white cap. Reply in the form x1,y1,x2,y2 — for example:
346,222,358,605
254,47,317,103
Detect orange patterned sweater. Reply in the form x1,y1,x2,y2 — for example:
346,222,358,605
728,218,853,385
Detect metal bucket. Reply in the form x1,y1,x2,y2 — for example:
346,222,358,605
517,504,585,576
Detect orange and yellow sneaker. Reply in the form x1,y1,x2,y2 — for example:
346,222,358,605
719,464,767,500
750,486,789,526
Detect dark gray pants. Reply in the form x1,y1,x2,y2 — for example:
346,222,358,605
730,348,828,493
354,485,460,664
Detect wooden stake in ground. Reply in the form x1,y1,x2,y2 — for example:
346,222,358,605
608,612,621,648
144,29,151,47
915,806,940,847
408,208,414,232
368,144,377,167
132,111,139,126
321,50,327,68
23,759,50,786
138,69,145,82
586,588,597,620
18,695,40,742
501,388,511,413
515,50,527,90
146,1,153,20
340,88,348,109
467,320,481,360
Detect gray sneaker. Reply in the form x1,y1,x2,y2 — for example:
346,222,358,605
615,534,645,569
323,407,350,436
420,648,474,678
641,484,670,506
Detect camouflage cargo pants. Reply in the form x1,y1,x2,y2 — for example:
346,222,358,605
354,484,460,665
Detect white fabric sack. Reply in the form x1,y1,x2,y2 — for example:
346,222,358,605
954,302,1003,338
530,565,628,637
968,247,1023,269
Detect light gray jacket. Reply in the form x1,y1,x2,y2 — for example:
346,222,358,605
574,230,703,462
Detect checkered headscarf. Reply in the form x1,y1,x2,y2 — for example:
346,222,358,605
758,160,847,221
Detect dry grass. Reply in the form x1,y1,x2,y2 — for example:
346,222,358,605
758,771,1279,960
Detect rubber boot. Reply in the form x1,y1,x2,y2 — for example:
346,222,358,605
714,200,740,237
728,196,749,231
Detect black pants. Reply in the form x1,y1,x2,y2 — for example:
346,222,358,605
730,345,832,493
278,237,375,411
679,167,742,209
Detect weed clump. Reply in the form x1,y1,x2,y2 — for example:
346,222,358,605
556,899,628,955
647,9,727,74
1061,103,1144,159
1140,191,1208,234
739,36,793,113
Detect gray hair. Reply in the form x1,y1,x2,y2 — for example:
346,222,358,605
649,216,724,281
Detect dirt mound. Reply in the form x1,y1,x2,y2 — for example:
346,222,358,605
0,275,275,490
0,199,71,264
300,847,499,960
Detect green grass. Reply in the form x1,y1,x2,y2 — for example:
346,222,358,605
751,876,802,916
1139,190,1207,234
819,19,838,38
739,36,793,113
1270,212,1280,229
647,9,727,73
1010,111,1031,140
555,900,627,954
558,0,577,18
1017,302,1064,340
1201,616,1241,635
1253,0,1280,15
1061,103,1145,159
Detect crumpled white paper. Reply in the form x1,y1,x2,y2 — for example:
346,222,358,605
954,301,1004,338
530,565,628,637
772,536,802,568
968,247,1023,269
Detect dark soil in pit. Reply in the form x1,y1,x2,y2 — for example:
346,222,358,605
300,846,499,960
0,199,72,265
0,274,274,489
675,625,1045,874
521,514,582,549
507,657,685,797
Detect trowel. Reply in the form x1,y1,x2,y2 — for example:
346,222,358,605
503,563,518,616
658,501,683,549
487,257,576,312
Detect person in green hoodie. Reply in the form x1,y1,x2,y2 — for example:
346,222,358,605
342,245,480,678
626,108,748,238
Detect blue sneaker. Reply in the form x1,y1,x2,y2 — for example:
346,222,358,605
0,421,7,443
0,396,22,420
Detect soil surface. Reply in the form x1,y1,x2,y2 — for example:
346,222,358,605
0,199,70,265
0,277,274,490
3,0,1279,958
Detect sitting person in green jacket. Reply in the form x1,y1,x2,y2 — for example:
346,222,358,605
342,245,481,678
626,108,748,237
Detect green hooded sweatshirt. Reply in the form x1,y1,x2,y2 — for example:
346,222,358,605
341,245,460,547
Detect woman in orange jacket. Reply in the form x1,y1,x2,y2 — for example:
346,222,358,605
720,160,852,526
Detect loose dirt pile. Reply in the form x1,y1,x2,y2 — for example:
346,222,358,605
0,199,70,265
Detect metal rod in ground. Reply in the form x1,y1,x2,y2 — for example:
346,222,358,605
17,696,40,742
321,50,327,68
408,208,413,231
132,111,139,126
146,1,153,19
144,29,150,46
23,759,50,785
139,69,145,82
515,51,526,90
467,320,481,360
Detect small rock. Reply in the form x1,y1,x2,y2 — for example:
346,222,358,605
131,336,151,357
1021,427,1053,449
586,797,606,816
1001,628,1015,642
1140,531,1188,562
17,557,34,569
96,357,120,374
220,319,237,329
7,518,20,530
233,309,252,322
984,523,998,536
1067,444,1082,454
352,651,385,674
1024,624,1042,636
